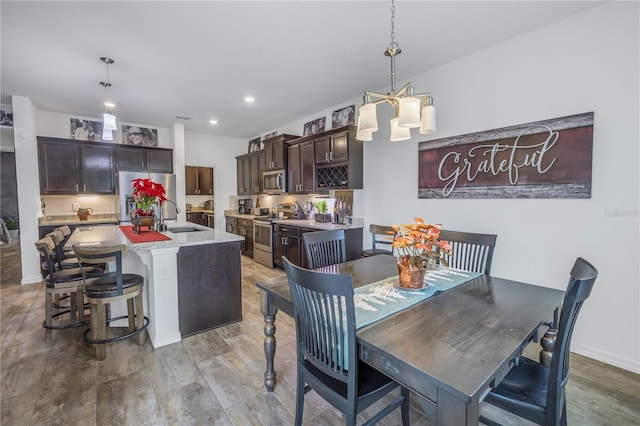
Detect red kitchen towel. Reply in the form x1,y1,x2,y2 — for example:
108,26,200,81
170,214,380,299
119,226,172,244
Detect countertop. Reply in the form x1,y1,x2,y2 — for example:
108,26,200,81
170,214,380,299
65,223,243,251
186,209,214,214
39,215,119,226
224,210,364,230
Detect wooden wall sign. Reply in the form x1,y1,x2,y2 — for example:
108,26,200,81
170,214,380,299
418,112,593,198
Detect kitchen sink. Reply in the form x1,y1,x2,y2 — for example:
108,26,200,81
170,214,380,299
168,227,204,233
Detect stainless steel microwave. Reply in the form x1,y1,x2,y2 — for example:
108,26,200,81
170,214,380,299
263,169,286,194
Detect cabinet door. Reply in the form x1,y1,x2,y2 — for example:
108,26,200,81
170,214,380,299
330,133,349,163
249,152,262,194
185,166,198,195
146,149,173,173
80,144,114,193
39,140,80,194
273,231,286,268
197,167,214,195
115,147,146,171
285,235,301,266
300,141,316,193
237,156,251,195
264,140,275,170
287,144,301,193
265,138,285,170
315,136,331,164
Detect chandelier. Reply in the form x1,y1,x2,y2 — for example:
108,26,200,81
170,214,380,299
99,57,117,140
356,0,436,142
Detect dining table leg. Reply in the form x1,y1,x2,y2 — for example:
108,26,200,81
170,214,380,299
260,291,278,391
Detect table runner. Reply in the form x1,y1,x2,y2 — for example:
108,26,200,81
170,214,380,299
119,226,172,243
355,267,483,330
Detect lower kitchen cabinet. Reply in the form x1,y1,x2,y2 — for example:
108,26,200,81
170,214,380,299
225,216,237,234
177,242,242,337
274,224,363,269
237,218,254,257
186,212,215,228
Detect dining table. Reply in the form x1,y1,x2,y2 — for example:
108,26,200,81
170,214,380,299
255,254,565,426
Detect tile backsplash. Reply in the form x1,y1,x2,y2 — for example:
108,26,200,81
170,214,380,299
42,195,117,215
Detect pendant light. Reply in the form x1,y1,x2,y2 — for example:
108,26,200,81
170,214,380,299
99,57,117,133
356,0,437,141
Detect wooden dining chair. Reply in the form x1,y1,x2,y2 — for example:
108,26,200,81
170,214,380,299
303,229,347,269
479,257,598,426
73,244,149,361
438,229,497,275
360,224,394,258
283,257,410,426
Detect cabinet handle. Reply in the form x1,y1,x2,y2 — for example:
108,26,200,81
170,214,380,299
330,151,334,161
325,152,329,161
210,189,212,194
83,184,86,191
75,183,79,191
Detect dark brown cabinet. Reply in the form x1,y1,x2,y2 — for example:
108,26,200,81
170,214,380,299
186,166,214,195
237,218,254,257
115,146,173,173
263,134,299,171
273,224,301,268
287,141,315,194
315,132,348,164
186,211,214,228
38,137,114,194
236,151,264,195
225,216,237,234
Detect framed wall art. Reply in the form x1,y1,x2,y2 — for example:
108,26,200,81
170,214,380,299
248,137,261,153
70,118,105,141
122,125,158,147
0,105,13,127
418,112,594,199
332,105,355,129
303,117,326,137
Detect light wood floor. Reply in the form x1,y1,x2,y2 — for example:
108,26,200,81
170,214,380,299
1,239,638,425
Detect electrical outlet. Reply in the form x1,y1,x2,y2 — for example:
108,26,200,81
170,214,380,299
72,203,79,211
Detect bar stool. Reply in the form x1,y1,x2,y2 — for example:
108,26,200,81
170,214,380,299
73,244,149,361
45,229,81,270
35,237,101,331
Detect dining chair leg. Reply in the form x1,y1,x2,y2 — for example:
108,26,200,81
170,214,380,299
95,301,107,361
135,293,146,346
127,298,135,333
294,370,304,426
401,387,410,426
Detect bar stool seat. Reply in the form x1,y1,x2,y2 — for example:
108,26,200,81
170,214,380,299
73,244,149,361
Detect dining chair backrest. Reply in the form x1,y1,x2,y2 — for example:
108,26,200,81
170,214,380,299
73,244,129,298
303,229,346,269
284,256,356,380
546,257,597,422
361,224,394,257
438,229,497,275
481,257,597,426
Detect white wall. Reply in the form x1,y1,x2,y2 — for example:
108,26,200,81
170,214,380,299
184,131,247,229
275,2,640,372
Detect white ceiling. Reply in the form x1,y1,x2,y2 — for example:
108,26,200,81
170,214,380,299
1,1,602,140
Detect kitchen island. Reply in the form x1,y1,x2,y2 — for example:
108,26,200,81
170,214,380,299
65,223,244,348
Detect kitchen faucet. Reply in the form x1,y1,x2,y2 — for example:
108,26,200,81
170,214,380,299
159,199,180,231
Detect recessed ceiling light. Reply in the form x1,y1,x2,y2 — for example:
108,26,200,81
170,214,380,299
209,119,218,125
244,96,255,103
104,101,115,108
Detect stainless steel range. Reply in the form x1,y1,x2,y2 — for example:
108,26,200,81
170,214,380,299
253,216,274,268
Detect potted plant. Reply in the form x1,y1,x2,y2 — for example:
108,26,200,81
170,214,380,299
131,178,167,233
313,200,332,223
391,217,452,289
3,216,19,239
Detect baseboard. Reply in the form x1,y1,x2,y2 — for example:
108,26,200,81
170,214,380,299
21,275,43,285
572,342,640,374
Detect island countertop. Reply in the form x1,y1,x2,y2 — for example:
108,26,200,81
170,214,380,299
65,222,244,251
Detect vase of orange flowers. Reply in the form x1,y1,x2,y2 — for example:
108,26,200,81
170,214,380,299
391,217,452,289
130,178,167,233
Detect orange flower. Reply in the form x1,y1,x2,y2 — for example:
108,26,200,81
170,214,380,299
391,217,452,269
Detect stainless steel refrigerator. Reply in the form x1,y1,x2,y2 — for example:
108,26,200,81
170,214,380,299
116,171,177,223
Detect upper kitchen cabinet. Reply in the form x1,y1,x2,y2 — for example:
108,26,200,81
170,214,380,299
236,150,264,195
38,137,114,194
186,166,214,195
263,134,299,171
287,140,315,194
115,146,173,173
287,126,363,191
